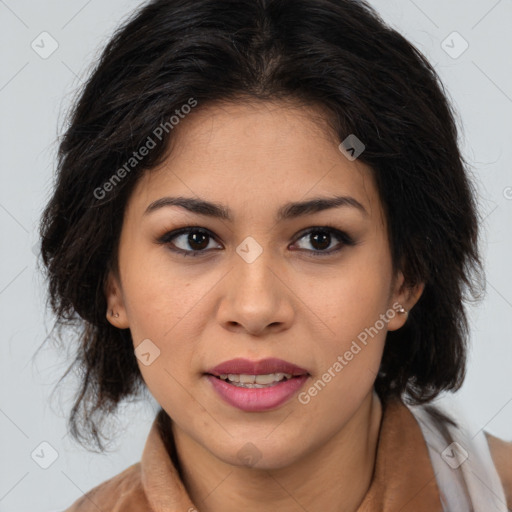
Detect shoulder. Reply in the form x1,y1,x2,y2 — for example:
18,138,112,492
406,401,512,508
486,432,512,508
63,462,151,511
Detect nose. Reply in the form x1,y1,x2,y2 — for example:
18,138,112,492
216,244,294,336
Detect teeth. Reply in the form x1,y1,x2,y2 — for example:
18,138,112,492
218,373,293,387
256,373,280,384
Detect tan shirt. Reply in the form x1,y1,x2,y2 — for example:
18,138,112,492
64,398,512,511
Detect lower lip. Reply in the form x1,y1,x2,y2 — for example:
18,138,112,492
205,374,309,412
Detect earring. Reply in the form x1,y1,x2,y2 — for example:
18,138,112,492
110,310,120,318
397,306,408,317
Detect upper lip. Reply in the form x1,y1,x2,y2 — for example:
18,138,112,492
206,358,309,377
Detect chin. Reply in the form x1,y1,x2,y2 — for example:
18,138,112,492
210,436,306,471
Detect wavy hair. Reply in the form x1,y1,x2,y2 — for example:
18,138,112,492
39,0,484,450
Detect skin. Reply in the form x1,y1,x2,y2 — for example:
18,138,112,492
105,100,424,512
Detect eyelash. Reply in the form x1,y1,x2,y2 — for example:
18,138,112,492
156,225,355,258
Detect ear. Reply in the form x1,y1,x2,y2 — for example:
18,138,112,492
104,270,130,329
387,271,425,331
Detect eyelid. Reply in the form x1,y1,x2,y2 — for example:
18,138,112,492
290,226,355,256
156,226,221,256
156,225,355,257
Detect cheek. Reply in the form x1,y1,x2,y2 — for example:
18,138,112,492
300,245,392,385
119,243,199,336
122,260,205,418
117,257,200,398
311,251,392,334
297,270,389,421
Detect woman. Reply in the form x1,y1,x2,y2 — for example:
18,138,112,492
39,0,512,510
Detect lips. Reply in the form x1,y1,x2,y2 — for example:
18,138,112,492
204,358,310,412
206,357,309,377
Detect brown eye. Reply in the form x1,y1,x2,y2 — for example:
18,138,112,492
184,230,210,250
157,225,354,258
308,231,331,251
291,227,354,257
158,227,221,256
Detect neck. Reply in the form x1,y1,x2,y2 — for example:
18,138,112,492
171,390,383,512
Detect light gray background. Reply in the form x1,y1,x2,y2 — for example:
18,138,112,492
1,0,511,510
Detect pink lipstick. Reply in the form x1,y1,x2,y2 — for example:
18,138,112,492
205,357,310,412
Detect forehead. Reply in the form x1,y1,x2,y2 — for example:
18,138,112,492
127,100,383,224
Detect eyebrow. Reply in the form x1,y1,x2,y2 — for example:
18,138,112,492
144,194,368,221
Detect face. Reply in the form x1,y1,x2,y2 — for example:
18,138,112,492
106,100,422,470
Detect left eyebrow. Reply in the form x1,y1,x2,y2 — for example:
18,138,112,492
143,194,368,221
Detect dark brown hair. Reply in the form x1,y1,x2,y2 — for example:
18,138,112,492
39,0,484,450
